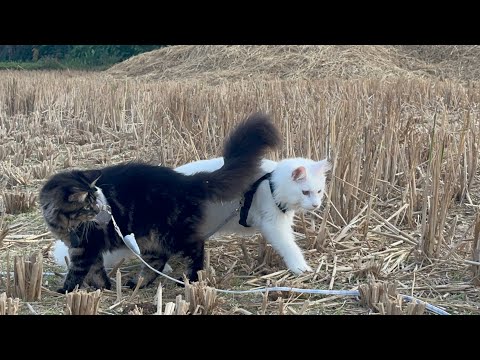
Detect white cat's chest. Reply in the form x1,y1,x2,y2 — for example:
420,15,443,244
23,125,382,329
199,179,294,237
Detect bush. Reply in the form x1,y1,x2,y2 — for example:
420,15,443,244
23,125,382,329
0,45,165,69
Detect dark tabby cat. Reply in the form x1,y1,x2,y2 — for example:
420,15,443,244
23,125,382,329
40,113,281,293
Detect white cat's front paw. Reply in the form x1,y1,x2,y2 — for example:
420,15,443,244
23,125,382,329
289,262,312,275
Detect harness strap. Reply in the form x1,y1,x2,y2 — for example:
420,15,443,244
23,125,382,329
239,172,287,227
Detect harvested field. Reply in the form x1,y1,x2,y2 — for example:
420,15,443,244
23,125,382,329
1,45,480,315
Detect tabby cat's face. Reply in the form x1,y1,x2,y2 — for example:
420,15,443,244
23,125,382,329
65,186,102,226
40,170,105,230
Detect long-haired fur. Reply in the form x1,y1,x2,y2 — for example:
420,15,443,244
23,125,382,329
40,113,281,293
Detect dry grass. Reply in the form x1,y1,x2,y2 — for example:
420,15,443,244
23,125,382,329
398,45,480,82
106,45,480,84
1,68,480,314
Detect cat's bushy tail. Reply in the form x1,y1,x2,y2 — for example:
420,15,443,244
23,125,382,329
192,112,281,201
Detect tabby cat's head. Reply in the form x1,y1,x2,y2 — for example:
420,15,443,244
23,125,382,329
39,169,104,230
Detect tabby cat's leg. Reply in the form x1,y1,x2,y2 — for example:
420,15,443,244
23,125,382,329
83,254,111,290
58,246,102,293
183,237,205,283
126,247,168,289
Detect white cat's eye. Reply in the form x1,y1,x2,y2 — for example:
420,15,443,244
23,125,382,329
317,190,322,194
302,190,310,196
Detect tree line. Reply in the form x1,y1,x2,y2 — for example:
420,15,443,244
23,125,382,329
0,45,165,67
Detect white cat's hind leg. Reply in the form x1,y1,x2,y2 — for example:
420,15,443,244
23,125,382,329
53,240,69,268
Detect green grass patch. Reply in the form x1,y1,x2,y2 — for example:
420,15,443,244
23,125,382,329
0,59,113,71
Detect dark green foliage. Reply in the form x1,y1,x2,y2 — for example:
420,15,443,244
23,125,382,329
66,45,163,66
0,45,165,69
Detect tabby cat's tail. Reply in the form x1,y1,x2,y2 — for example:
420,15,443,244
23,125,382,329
191,112,281,202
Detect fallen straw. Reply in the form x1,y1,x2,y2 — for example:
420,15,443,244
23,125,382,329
115,218,450,315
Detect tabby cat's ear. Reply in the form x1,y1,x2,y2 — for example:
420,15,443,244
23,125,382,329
90,174,101,188
68,190,88,203
292,166,307,181
82,170,102,188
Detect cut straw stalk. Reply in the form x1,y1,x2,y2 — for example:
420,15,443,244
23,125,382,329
10,252,43,301
116,269,122,303
128,276,144,302
173,295,190,315
184,274,221,315
359,280,425,315
0,292,20,315
64,289,102,315
156,282,162,315
2,191,37,215
153,285,189,315
418,114,459,258
471,212,480,285
0,216,8,248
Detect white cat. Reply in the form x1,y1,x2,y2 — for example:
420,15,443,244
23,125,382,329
176,157,331,274
52,241,135,269
54,157,330,275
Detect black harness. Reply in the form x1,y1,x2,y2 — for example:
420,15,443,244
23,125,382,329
238,172,287,227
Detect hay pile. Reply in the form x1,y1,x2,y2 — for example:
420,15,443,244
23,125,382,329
398,45,480,82
106,45,480,84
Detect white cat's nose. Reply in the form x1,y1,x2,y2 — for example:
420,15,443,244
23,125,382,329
311,203,320,209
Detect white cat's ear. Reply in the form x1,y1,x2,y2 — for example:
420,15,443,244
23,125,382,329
292,166,307,182
68,191,88,203
312,159,332,175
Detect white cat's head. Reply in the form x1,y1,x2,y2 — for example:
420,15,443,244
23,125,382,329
271,158,331,212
